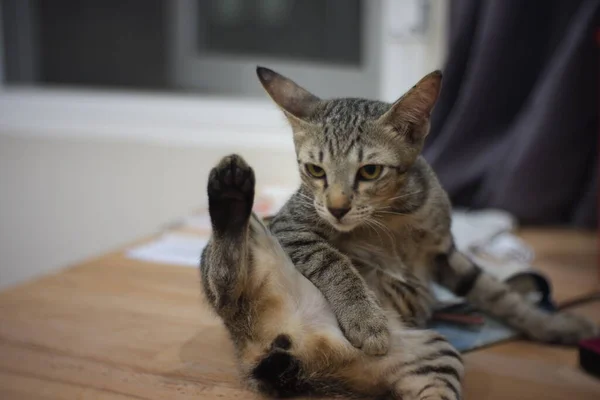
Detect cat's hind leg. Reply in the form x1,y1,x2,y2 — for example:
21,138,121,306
200,154,255,316
434,240,598,344
200,154,355,397
342,326,464,400
200,154,307,396
389,330,463,400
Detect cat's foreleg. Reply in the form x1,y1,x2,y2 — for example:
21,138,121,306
434,240,598,344
271,221,390,355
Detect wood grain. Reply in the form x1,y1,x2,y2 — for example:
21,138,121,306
0,229,599,399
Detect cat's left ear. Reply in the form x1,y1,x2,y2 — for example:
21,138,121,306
377,70,442,142
256,66,320,125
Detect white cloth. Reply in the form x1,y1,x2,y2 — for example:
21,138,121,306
451,209,535,281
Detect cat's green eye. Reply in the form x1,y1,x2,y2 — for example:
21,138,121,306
306,164,326,178
358,165,383,181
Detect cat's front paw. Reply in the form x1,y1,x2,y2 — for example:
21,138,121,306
340,298,390,356
529,311,598,345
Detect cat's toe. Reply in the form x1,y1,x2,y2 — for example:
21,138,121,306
361,329,391,356
342,302,390,356
549,312,598,344
208,154,254,198
532,311,598,345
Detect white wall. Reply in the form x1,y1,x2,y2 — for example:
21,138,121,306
379,0,449,101
0,133,299,290
0,0,448,290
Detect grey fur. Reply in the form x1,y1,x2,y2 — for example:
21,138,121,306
258,66,598,354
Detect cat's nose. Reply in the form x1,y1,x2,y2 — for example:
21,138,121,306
328,207,350,220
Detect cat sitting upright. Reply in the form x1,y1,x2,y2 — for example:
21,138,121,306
258,66,597,355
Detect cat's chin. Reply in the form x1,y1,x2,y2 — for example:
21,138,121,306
327,220,360,233
315,212,361,232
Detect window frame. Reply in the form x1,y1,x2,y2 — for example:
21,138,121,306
0,0,442,150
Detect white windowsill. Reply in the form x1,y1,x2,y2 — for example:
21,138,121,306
0,86,295,151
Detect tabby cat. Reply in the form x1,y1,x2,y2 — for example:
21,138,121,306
258,66,598,356
201,154,464,399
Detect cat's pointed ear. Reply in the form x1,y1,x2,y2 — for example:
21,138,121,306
256,66,320,123
377,70,442,142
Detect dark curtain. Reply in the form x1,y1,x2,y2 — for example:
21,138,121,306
424,0,599,228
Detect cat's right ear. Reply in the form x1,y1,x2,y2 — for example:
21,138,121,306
256,66,320,127
376,70,442,144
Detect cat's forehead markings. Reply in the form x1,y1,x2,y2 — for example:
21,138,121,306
341,136,359,158
319,150,324,163
366,152,379,162
358,147,364,163
326,137,334,157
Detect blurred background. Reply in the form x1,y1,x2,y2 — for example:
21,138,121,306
0,0,597,289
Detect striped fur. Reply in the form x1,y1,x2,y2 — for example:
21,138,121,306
257,66,598,355
201,155,464,399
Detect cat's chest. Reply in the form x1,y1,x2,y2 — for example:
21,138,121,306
334,219,442,273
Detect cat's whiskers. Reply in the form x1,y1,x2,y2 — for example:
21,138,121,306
296,192,314,202
292,198,316,209
295,199,315,208
366,217,396,247
387,191,423,202
376,210,409,217
362,219,384,247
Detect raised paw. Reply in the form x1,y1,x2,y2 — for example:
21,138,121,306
207,154,255,234
340,297,390,355
530,311,599,345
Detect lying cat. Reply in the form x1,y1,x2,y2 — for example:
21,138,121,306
201,154,464,399
258,66,598,355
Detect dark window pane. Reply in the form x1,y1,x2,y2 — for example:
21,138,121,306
201,0,362,65
2,0,169,90
37,0,169,90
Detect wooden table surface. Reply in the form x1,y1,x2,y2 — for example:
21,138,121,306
0,228,599,399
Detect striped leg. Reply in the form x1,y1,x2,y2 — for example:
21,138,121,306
200,154,255,317
435,242,598,344
375,329,464,400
